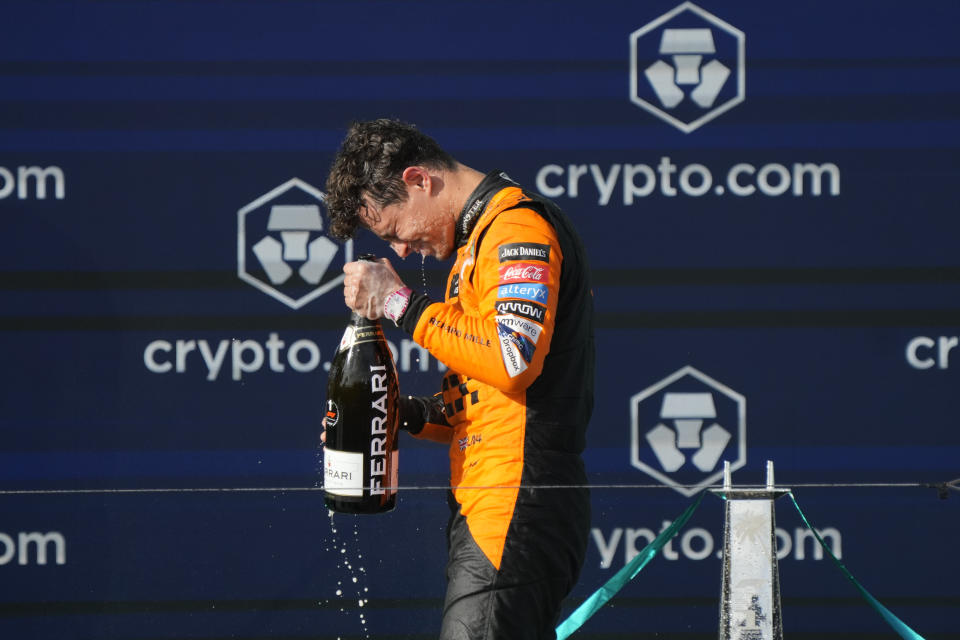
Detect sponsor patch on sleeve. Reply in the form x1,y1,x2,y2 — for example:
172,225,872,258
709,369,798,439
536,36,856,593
498,242,550,263
498,262,550,284
497,324,532,378
495,314,542,344
496,282,548,304
494,300,547,324
496,322,536,361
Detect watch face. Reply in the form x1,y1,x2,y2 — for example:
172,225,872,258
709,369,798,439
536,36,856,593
386,289,410,321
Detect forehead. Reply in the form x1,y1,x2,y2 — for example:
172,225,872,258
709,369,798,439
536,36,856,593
358,198,400,240
358,197,386,227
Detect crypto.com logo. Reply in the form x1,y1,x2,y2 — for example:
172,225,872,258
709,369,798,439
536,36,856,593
630,366,745,496
238,178,352,309
629,2,745,133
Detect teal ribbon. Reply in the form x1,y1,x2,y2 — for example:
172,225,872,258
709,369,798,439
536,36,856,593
788,492,925,640
555,491,705,640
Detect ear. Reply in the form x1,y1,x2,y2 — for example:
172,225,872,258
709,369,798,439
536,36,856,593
401,166,430,193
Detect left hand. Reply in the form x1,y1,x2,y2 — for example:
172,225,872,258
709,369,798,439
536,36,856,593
342,257,405,320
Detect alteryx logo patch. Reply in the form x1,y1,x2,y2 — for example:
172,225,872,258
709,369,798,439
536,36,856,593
629,2,745,133
497,283,548,304
238,178,353,309
630,366,746,496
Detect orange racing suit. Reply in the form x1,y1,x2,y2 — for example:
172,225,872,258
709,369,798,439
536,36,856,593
397,170,595,640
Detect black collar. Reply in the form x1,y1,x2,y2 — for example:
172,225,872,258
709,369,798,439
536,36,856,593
454,170,518,249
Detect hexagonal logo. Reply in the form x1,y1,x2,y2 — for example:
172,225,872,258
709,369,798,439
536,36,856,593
629,2,745,133
630,366,746,496
237,178,353,309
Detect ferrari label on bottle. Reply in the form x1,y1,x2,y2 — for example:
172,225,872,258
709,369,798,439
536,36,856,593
324,448,363,497
369,364,389,495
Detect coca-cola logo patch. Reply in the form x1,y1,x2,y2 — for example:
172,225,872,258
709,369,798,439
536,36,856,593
498,262,550,284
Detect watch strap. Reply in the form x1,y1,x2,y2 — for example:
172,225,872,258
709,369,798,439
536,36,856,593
384,286,413,325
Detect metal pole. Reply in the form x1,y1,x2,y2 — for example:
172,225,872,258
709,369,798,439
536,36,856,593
713,460,789,640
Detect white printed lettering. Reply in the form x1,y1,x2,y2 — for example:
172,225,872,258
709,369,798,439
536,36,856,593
199,340,229,381
532,158,841,202
590,163,620,206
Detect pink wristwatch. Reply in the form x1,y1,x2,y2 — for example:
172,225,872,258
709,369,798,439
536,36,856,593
383,286,413,326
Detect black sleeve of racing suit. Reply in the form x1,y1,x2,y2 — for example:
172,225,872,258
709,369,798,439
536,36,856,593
398,392,449,435
398,291,431,335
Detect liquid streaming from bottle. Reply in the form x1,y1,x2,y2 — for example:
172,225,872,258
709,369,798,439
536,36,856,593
420,253,428,294
328,510,371,640
315,454,371,639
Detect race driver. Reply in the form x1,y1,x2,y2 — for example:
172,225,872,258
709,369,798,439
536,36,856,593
323,118,595,640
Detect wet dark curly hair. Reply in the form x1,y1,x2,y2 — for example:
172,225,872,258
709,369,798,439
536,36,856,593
324,119,456,240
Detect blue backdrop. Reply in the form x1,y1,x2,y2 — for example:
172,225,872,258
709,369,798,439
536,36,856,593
1,1,957,638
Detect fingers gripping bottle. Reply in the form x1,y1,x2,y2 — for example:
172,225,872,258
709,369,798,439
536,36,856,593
323,255,400,514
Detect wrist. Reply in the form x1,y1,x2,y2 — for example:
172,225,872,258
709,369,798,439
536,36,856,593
383,286,413,326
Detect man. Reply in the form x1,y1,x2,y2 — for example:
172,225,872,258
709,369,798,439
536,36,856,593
324,119,595,640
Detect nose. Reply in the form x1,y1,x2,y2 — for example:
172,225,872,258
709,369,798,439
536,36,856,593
390,241,412,258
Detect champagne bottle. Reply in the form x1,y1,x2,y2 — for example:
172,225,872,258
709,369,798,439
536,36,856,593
323,255,399,514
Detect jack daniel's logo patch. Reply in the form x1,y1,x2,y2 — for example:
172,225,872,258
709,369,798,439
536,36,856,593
498,242,550,263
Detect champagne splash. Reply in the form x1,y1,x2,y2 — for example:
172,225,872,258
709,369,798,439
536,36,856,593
420,253,428,295
328,510,372,640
